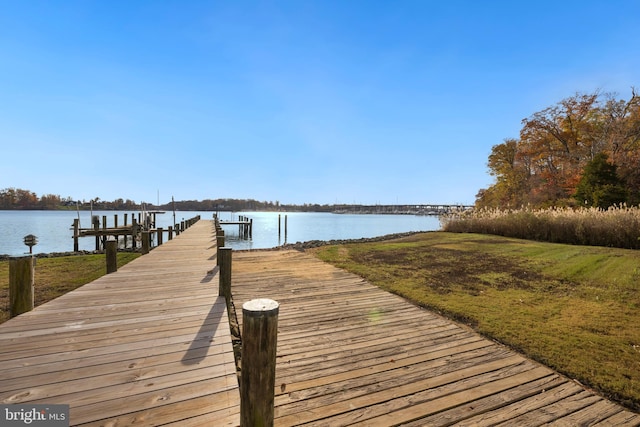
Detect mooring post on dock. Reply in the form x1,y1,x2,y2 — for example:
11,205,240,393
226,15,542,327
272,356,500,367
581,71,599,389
73,218,79,252
168,226,173,240
216,229,225,265
241,298,279,427
142,231,150,254
218,247,232,298
106,238,117,274
9,256,34,318
157,227,163,246
92,215,100,250
250,218,253,238
131,218,138,249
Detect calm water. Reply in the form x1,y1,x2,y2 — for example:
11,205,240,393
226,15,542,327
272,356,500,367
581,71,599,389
0,210,441,256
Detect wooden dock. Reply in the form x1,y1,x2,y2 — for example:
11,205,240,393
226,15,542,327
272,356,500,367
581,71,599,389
0,220,239,426
1,220,639,426
230,249,640,426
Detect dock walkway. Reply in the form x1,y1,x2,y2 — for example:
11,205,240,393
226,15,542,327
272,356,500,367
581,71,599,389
231,249,640,426
2,220,639,426
0,220,239,426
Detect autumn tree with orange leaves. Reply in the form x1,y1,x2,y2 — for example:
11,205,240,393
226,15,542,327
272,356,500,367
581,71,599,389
477,89,640,208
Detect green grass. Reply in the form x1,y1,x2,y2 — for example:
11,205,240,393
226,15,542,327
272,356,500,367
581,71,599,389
0,253,140,324
311,232,640,411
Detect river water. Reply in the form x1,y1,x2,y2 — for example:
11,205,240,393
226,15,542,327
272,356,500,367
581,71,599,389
0,210,441,256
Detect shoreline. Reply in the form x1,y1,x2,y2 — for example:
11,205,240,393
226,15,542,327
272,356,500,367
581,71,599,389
0,231,429,260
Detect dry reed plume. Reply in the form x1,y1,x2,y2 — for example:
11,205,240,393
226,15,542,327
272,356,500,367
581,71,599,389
441,205,640,249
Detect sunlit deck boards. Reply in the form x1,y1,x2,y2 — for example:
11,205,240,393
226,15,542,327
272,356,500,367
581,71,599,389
231,250,640,426
0,220,239,426
2,222,638,426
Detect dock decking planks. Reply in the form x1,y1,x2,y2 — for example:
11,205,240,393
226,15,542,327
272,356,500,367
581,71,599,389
231,249,640,426
1,221,639,426
0,220,239,426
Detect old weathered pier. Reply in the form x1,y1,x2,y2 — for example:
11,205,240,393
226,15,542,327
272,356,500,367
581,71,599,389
1,220,638,426
1,220,239,425
217,214,253,239
72,212,200,252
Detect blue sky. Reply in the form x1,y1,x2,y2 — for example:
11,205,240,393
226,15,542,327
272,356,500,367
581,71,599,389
1,1,639,205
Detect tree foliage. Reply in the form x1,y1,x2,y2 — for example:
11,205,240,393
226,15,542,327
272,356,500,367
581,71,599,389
478,89,640,208
0,188,336,212
574,153,627,208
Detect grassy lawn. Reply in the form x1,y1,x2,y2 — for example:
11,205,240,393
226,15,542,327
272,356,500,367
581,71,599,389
311,231,640,412
0,253,140,324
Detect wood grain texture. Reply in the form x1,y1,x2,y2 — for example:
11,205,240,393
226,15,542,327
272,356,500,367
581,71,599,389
2,222,638,427
0,220,239,426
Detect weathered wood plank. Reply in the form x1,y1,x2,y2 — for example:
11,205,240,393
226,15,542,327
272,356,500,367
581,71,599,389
2,223,636,427
275,350,522,418
592,410,640,426
492,389,605,426
0,221,240,426
403,375,570,426
446,380,585,426
547,399,627,425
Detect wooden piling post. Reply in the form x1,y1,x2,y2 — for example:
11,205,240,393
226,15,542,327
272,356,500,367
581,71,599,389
93,215,100,250
142,231,150,254
241,298,279,427
106,239,117,274
114,214,118,228
124,213,128,226
250,218,253,238
218,247,232,298
216,230,225,265
168,226,173,240
131,218,138,249
73,218,79,252
9,256,34,318
157,227,163,246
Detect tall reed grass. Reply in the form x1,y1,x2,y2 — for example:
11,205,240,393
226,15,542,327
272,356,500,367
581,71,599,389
441,205,640,249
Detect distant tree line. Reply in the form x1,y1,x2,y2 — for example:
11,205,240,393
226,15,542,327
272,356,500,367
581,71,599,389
478,89,640,209
163,198,336,212
0,188,336,212
0,188,140,210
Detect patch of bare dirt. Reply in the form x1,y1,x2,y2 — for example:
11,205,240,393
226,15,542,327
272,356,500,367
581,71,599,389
352,246,544,294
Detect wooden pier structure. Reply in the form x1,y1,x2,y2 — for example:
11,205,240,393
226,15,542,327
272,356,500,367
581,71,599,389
1,220,239,425
1,220,639,426
218,215,253,239
72,213,200,252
